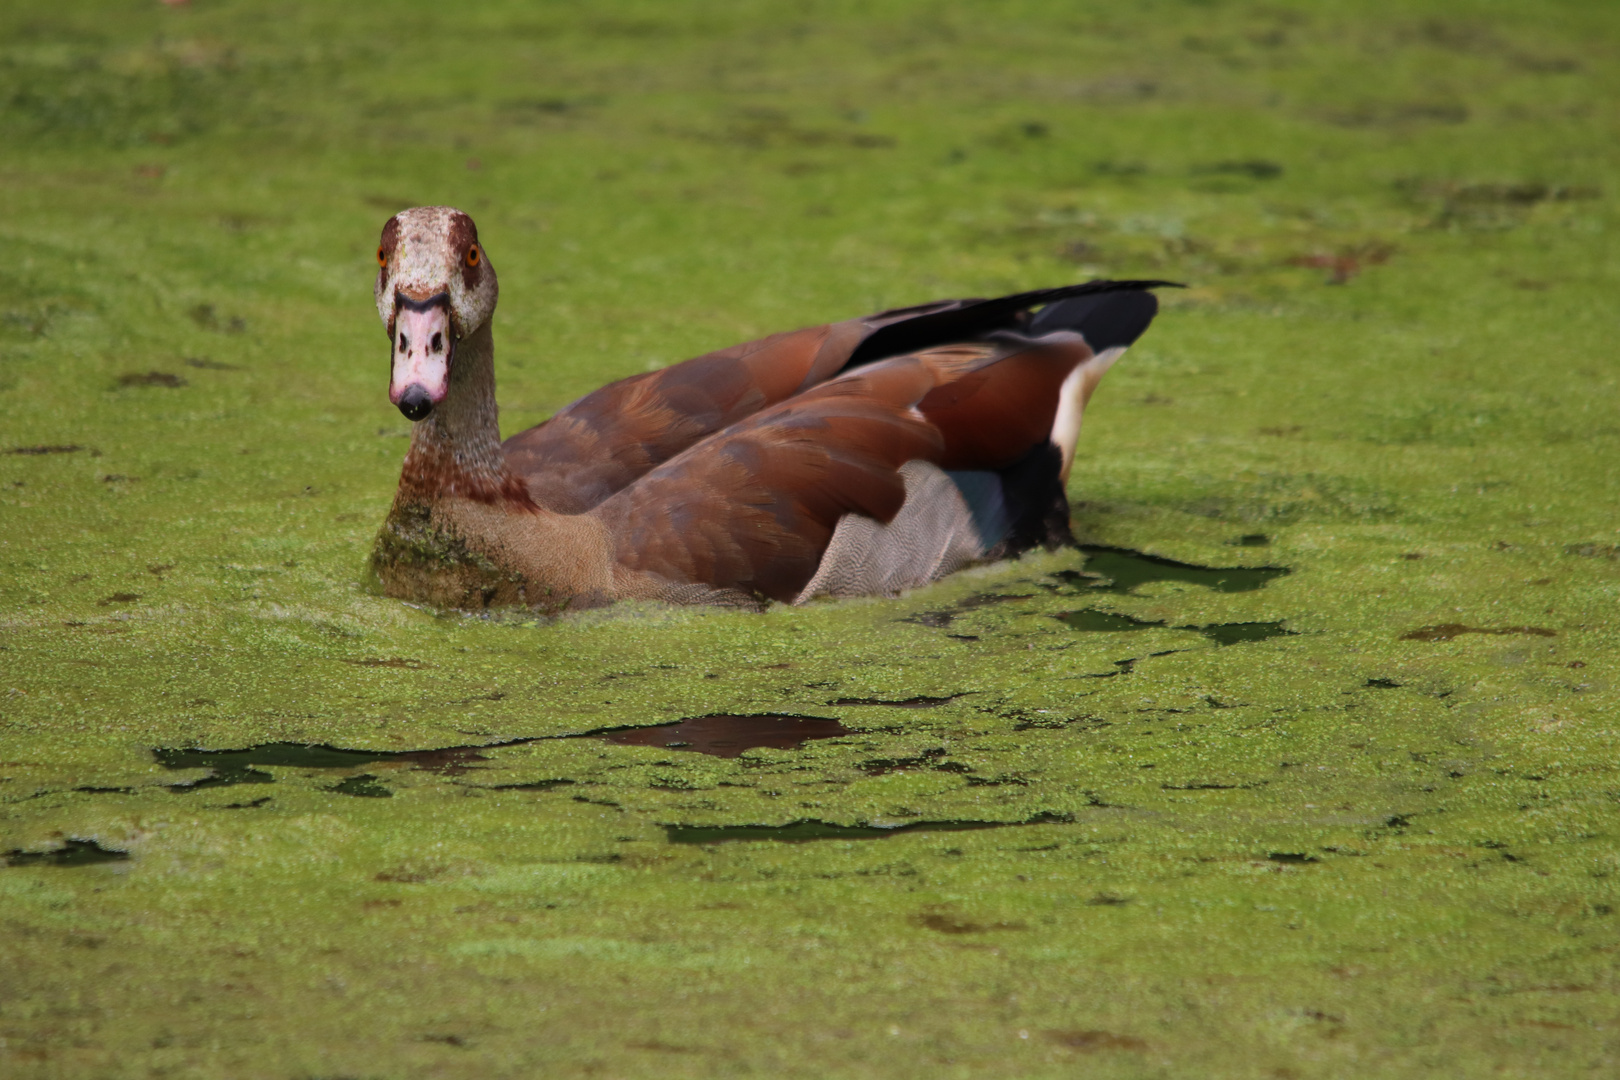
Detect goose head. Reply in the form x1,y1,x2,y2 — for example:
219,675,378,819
374,207,499,421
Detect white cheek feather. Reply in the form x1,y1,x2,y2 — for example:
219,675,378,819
1051,345,1126,484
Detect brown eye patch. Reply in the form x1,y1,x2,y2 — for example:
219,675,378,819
377,216,401,268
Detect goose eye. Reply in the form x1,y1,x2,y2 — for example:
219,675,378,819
466,246,480,267
377,247,386,268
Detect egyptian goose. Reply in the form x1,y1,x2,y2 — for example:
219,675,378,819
371,206,1171,611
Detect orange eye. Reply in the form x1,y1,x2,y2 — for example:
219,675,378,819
376,247,386,268
466,246,480,267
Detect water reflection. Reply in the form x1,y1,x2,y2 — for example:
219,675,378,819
593,715,849,758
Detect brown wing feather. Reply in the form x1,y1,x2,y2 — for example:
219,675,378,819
917,337,1094,469
502,321,866,513
499,288,1114,515
597,338,1091,603
595,358,947,601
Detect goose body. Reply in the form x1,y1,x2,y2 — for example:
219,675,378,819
370,206,1170,612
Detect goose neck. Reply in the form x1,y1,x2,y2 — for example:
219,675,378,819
396,320,519,504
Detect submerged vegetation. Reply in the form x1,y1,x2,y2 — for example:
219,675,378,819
1,0,1617,1076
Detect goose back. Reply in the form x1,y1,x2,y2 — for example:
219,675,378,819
500,280,1171,516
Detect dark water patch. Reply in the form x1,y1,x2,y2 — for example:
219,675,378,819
1198,621,1294,646
1161,780,1268,791
1078,651,1183,679
117,371,187,388
4,839,129,868
393,747,490,775
901,590,1036,630
1010,708,1086,730
1196,159,1283,180
1058,609,1164,633
955,592,1037,610
1423,181,1599,206
332,774,391,798
1086,892,1132,906
666,812,1072,844
1267,852,1320,864
623,1039,698,1055
220,796,272,809
832,694,966,708
156,741,505,790
1044,1030,1148,1052
1365,677,1402,689
75,785,135,795
1400,623,1556,642
859,747,946,774
421,1033,473,1049
374,865,447,884
501,96,594,116
913,912,1027,934
1055,545,1289,594
1057,611,1293,646
1230,533,1271,546
6,444,85,455
342,656,434,669
588,715,848,758
489,779,575,791
451,691,507,705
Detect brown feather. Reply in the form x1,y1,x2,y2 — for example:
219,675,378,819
502,323,856,513
597,339,1096,600
597,358,951,601
919,339,1093,469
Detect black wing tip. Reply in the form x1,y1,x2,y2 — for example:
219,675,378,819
1024,278,1185,302
1026,282,1177,349
847,280,1185,368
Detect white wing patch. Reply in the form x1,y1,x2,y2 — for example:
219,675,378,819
1050,344,1125,484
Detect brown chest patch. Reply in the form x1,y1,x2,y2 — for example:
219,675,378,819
395,444,535,510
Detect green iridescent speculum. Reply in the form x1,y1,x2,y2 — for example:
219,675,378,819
1,1,1616,1076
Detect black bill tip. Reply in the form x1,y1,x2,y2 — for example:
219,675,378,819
397,384,434,421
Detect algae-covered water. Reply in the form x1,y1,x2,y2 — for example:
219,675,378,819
2,1,1617,1076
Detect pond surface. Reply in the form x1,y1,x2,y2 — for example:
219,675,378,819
1,2,1617,1078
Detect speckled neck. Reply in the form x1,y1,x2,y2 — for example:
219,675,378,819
394,321,521,505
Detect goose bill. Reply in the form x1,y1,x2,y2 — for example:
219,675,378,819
388,301,454,419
